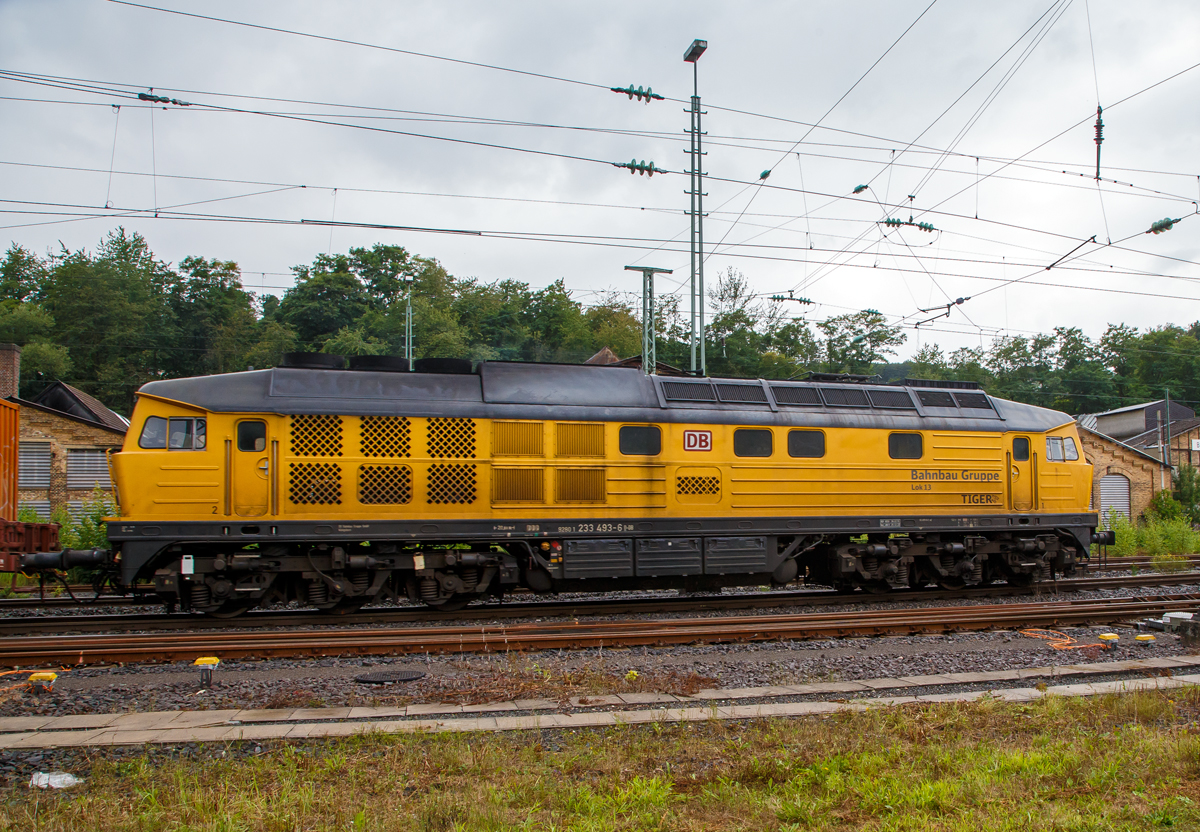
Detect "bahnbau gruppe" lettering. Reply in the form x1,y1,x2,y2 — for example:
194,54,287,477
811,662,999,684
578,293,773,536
911,469,1001,482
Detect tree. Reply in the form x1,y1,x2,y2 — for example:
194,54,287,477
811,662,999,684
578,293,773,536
0,244,46,303
277,258,372,349
818,311,906,374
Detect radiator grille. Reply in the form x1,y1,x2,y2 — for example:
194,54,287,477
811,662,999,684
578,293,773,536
555,423,605,458
427,418,476,458
917,390,956,408
358,464,412,504
493,421,543,456
556,468,606,503
492,468,544,502
677,475,720,496
954,392,993,409
360,416,411,458
427,463,476,504
715,383,767,403
820,387,870,407
290,415,343,457
288,462,342,504
868,389,916,409
771,386,821,406
661,381,716,402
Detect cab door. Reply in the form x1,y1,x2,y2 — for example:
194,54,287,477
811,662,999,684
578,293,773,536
233,420,270,517
1010,435,1033,511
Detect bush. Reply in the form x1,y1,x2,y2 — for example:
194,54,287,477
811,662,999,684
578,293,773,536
1105,509,1200,557
1148,490,1185,522
1107,510,1138,557
17,488,117,550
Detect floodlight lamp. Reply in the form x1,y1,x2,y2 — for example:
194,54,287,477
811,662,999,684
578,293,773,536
684,39,707,62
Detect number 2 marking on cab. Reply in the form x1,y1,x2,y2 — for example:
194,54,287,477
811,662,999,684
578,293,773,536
684,430,712,451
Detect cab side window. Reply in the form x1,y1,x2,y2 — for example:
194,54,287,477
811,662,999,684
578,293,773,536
733,429,773,457
619,425,660,456
1046,437,1065,462
140,416,206,450
238,421,267,453
1013,436,1030,461
788,430,825,458
888,433,923,459
1064,437,1079,461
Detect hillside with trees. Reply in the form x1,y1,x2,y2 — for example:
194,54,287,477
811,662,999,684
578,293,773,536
2,229,1198,416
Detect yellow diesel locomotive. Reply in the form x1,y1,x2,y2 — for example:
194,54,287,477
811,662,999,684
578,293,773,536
105,357,1099,615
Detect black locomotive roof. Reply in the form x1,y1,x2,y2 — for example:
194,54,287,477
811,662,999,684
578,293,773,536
136,361,1073,433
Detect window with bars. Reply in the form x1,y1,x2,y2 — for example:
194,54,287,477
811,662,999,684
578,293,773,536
360,416,411,458
427,418,476,458
290,415,343,456
358,464,413,504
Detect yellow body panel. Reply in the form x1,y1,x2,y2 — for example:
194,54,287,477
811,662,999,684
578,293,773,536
113,404,1094,523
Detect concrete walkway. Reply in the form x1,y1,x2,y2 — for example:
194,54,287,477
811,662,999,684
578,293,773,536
2,654,1197,749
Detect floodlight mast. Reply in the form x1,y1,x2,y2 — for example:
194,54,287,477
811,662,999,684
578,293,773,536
685,39,707,377
625,265,673,376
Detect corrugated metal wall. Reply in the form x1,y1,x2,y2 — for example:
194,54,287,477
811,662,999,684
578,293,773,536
1099,474,1131,522
18,442,51,488
0,400,17,522
67,449,111,489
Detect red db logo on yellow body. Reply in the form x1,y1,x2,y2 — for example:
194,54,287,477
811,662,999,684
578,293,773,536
683,430,712,451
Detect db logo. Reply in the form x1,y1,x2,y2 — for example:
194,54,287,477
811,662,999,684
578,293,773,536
683,430,712,451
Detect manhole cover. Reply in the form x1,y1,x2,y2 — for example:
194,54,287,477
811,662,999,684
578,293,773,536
354,669,426,685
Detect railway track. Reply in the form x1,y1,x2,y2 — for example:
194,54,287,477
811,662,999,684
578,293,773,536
4,594,1197,666
3,571,1199,636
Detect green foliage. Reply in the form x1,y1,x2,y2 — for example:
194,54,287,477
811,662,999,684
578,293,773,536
1147,489,1185,522
1174,464,1200,525
5,227,1200,418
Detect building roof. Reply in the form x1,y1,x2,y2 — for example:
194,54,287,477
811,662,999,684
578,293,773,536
1121,417,1200,452
1078,424,1172,468
8,381,129,435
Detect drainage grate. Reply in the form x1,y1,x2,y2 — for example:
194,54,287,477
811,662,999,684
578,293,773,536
354,669,427,684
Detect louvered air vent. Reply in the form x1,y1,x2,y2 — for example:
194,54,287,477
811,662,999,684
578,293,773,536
770,386,821,406
954,392,993,409
661,381,716,402
715,383,768,403
917,390,956,408
868,389,916,409
820,387,870,408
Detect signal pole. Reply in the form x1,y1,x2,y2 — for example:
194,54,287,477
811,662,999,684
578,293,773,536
625,265,673,376
684,39,707,376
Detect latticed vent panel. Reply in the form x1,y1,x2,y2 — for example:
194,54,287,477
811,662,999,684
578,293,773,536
918,390,957,408
868,389,916,410
556,423,605,458
954,392,993,409
289,462,342,504
677,475,720,496
661,381,717,402
492,468,544,503
427,418,476,458
290,415,343,457
427,463,476,504
360,416,411,458
556,468,606,503
358,464,412,504
715,383,767,403
771,386,821,406
493,421,544,456
820,387,870,408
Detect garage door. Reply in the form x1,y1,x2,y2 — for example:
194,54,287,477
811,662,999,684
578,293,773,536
1099,474,1131,523
18,442,50,489
66,449,111,490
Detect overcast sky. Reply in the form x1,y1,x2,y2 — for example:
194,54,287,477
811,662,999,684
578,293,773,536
2,0,1198,360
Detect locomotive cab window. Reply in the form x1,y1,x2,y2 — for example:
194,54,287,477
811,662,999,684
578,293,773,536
788,430,825,458
1064,437,1079,460
619,425,661,456
1013,436,1030,461
888,432,923,459
734,428,773,457
140,416,206,450
1046,437,1065,462
237,420,267,453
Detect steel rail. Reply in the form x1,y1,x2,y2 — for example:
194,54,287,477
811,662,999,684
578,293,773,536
4,571,1199,636
4,595,1197,666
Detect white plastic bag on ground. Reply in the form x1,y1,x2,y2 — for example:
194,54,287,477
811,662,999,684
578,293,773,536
28,772,83,789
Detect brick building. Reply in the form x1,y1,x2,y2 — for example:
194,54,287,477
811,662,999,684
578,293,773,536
0,345,127,519
1077,425,1170,523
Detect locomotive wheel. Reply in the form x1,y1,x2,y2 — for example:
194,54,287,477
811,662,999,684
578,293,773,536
323,596,367,615
861,580,891,595
1006,572,1035,587
936,576,966,591
204,599,257,619
425,593,472,611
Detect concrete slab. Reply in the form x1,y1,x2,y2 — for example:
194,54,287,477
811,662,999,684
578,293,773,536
1171,655,1200,666
286,721,375,739
858,678,915,690
617,692,678,705
0,732,37,748
346,707,408,720
233,709,297,723
108,712,179,730
288,707,353,722
9,729,108,748
862,696,921,707
0,717,54,733
511,699,558,711
462,702,519,713
407,703,462,716
942,672,1007,684
163,710,242,729
226,723,295,742
42,713,121,730
990,688,1041,702
916,691,989,704
569,695,624,708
